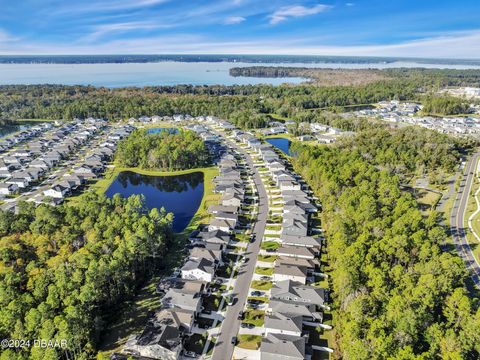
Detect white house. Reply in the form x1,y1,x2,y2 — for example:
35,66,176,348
0,183,18,195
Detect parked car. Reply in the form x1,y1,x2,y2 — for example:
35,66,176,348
237,311,244,320
241,322,255,329
260,276,271,281
231,336,237,345
226,296,235,306
184,351,197,358
250,291,263,297
265,248,276,253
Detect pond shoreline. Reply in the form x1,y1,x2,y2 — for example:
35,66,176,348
93,166,219,234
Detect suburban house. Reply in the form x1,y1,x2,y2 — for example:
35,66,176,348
0,183,18,195
181,257,216,282
264,312,304,337
271,280,327,307
260,333,306,360
276,245,317,260
273,264,308,284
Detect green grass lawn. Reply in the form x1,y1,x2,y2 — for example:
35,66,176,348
265,224,282,231
242,310,265,327
236,334,262,350
250,280,273,290
255,267,274,276
257,255,277,263
247,296,269,303
261,241,280,250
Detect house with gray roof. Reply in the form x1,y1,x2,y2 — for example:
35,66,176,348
260,333,306,360
271,280,326,307
273,264,308,284
181,257,215,282
264,312,304,337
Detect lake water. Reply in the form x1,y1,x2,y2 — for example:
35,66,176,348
0,62,306,87
0,121,38,138
1,59,477,88
146,127,179,134
266,137,291,155
105,171,204,232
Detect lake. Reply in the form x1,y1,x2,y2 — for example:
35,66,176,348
105,171,204,232
0,59,478,88
266,137,291,155
0,121,39,138
146,127,179,134
0,62,306,87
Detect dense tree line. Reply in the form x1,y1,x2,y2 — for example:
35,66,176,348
0,81,418,127
0,193,173,359
291,133,480,359
337,126,475,183
115,129,211,170
421,96,472,115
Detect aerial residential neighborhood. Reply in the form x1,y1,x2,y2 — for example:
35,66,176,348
1,2,480,360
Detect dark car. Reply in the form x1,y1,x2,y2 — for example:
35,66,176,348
237,311,244,320
265,248,276,253
231,336,237,345
250,291,263,297
241,322,255,329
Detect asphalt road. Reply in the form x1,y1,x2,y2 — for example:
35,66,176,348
450,152,480,288
211,137,268,360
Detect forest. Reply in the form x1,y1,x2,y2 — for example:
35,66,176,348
114,129,211,170
290,128,480,359
0,192,173,360
1,68,479,128
421,96,472,115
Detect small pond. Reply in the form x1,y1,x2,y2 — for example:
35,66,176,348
105,171,204,232
0,121,41,138
146,127,179,135
266,137,292,155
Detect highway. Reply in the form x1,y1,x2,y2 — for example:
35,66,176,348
210,135,268,360
450,152,480,288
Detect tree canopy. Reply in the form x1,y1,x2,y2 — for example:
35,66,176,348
290,130,480,359
0,193,173,360
115,129,211,170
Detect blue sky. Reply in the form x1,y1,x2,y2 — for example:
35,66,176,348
0,0,479,58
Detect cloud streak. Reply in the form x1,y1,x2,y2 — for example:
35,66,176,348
224,16,246,25
269,4,330,24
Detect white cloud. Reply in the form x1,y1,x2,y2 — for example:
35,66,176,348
224,16,246,25
269,4,330,24
82,21,171,42
2,28,480,60
0,29,18,44
346,3,355,6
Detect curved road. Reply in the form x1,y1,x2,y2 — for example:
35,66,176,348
211,136,268,360
450,152,480,288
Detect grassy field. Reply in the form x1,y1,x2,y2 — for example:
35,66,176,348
236,334,262,350
250,280,273,290
254,267,274,276
15,118,58,122
260,241,280,250
242,309,265,327
257,255,277,263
